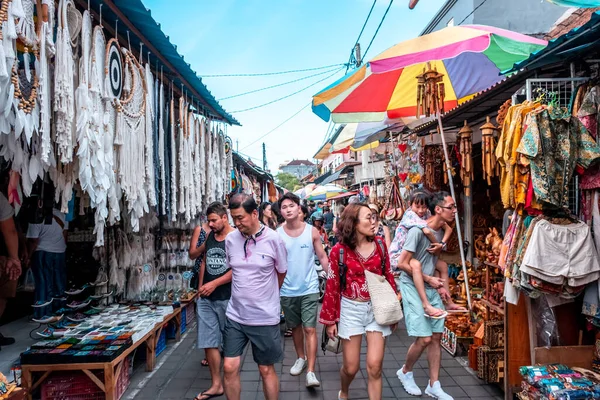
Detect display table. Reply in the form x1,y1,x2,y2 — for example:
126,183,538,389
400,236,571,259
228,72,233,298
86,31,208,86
21,308,182,400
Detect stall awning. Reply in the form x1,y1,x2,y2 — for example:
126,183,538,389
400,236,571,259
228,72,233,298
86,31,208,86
85,0,239,125
328,191,358,200
233,152,272,180
313,171,332,185
320,169,344,186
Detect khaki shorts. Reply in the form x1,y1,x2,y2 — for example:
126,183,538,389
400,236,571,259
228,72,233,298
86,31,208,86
0,273,17,298
281,293,319,329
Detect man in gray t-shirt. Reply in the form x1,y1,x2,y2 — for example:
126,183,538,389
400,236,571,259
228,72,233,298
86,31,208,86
396,192,457,399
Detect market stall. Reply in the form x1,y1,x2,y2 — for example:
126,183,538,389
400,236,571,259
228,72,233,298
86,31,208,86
0,0,238,398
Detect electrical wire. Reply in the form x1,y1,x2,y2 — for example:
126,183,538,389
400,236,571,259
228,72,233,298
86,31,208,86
240,102,311,151
217,66,343,101
346,0,377,72
201,63,347,78
458,0,489,26
229,67,345,113
362,0,394,62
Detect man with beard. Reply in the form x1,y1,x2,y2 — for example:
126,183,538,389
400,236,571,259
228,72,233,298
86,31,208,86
277,192,329,388
223,194,287,400
194,202,234,400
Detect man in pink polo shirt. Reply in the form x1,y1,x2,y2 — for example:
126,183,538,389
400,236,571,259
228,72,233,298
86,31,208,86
222,194,287,400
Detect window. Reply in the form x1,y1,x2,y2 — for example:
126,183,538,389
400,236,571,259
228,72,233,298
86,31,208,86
447,17,454,27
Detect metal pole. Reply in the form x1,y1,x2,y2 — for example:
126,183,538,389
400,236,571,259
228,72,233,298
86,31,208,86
436,113,472,310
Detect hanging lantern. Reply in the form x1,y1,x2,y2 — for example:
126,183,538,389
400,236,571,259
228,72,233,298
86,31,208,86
458,120,473,196
480,116,500,185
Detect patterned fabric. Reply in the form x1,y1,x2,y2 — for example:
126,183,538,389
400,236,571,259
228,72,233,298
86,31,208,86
577,85,600,139
517,107,600,208
191,228,208,290
319,238,396,325
388,209,430,267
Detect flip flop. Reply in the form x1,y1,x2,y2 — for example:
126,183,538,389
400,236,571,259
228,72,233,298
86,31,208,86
424,311,448,320
201,358,209,367
194,391,224,400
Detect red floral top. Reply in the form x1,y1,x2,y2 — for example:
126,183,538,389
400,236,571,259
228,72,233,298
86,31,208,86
319,237,397,326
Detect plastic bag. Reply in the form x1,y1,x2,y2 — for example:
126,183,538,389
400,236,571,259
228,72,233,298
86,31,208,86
22,268,35,292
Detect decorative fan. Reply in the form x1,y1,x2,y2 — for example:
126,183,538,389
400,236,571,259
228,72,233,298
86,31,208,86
105,38,122,99
65,0,82,47
225,136,232,154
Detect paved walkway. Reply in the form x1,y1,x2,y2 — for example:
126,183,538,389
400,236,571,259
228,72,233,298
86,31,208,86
124,320,504,400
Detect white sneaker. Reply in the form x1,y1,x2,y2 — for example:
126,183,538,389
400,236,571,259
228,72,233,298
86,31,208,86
290,358,307,376
397,365,422,396
306,371,320,387
425,380,454,399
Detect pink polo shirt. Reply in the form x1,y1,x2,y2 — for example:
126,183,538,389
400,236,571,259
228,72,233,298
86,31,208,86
225,228,288,326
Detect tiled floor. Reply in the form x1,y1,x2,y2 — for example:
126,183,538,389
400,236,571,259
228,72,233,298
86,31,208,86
124,320,504,400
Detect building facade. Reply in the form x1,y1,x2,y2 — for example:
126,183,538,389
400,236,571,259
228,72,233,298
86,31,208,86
279,159,316,179
422,0,566,36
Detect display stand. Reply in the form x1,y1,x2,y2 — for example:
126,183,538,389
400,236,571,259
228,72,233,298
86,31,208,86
20,308,182,400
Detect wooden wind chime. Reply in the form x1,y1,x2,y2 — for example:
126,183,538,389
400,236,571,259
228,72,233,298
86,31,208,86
480,116,500,185
458,121,473,196
416,62,445,118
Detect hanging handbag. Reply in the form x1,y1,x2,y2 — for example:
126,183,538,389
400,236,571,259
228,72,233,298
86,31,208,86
360,239,403,326
321,325,342,354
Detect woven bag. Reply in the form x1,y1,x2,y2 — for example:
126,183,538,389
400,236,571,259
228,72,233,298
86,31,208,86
364,269,403,325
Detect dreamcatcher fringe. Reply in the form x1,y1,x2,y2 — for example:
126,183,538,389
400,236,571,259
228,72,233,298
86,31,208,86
144,64,156,207
158,82,166,215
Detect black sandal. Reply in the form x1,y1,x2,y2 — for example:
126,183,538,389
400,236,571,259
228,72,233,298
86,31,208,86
284,328,293,337
194,391,224,400
201,358,209,366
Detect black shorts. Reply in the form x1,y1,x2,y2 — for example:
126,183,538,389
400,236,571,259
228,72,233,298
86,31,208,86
223,318,283,366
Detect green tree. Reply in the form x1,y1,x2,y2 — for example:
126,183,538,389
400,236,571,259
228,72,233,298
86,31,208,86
276,172,301,191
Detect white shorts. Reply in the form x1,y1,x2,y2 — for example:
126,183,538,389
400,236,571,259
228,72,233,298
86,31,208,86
338,297,392,340
521,220,600,287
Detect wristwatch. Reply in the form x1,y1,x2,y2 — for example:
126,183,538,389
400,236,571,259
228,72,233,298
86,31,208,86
440,241,447,250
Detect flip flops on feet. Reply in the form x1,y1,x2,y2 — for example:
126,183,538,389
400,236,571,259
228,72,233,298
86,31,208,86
194,391,223,400
424,310,448,319
201,358,209,367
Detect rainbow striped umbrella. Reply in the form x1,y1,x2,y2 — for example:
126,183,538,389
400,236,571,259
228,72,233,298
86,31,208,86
546,0,600,6
312,25,547,123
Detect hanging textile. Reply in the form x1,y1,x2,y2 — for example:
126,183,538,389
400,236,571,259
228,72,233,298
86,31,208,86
144,63,156,208
54,0,76,163
517,107,600,209
158,81,166,215
169,96,177,222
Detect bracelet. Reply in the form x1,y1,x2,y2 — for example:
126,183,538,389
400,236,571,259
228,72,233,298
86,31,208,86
440,241,447,249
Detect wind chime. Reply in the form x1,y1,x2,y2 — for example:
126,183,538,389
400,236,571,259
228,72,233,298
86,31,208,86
415,61,472,310
416,62,445,118
480,116,499,186
458,121,473,196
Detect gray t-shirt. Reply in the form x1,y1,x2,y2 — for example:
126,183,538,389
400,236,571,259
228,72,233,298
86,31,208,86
399,226,443,287
0,193,14,221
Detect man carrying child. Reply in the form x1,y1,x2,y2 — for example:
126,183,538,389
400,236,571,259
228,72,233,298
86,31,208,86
396,191,457,400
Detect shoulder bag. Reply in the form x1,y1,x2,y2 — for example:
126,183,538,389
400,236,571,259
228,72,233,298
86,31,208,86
320,246,347,355
361,238,403,326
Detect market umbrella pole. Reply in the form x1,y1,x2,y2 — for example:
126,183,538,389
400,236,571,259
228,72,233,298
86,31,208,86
436,113,472,311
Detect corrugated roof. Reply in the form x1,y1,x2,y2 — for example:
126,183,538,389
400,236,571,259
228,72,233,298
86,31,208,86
507,10,600,73
86,0,239,125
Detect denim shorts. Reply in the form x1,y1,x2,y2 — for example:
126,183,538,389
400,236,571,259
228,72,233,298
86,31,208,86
338,297,392,340
196,297,229,349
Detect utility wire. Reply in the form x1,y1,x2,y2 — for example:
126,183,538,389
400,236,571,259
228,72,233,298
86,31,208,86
217,66,343,101
201,64,347,78
458,0,489,26
240,102,311,151
362,0,394,62
346,0,377,72
229,67,345,113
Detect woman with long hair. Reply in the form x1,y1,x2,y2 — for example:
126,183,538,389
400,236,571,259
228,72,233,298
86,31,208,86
319,203,397,400
259,202,278,230
368,204,392,248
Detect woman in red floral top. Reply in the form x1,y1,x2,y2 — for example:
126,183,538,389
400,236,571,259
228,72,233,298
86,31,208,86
319,203,397,400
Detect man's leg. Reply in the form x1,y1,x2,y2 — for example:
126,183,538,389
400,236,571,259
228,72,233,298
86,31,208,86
291,326,306,359
340,335,362,399
365,331,385,400
223,356,241,400
404,336,433,372
222,319,248,400
428,333,442,383
282,296,307,375
301,293,319,376
409,259,444,317
258,364,279,400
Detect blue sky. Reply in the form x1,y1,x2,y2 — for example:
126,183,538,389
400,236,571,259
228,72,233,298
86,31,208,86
143,0,447,171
